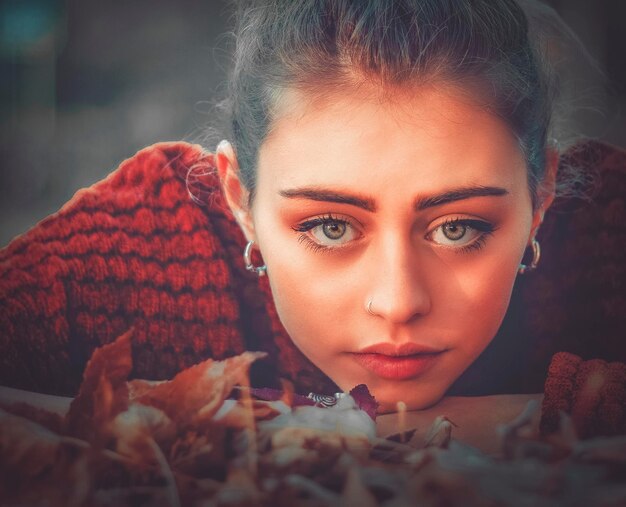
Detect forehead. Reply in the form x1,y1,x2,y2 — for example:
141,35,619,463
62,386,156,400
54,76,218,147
257,84,526,196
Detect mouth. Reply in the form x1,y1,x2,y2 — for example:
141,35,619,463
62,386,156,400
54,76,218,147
350,342,447,380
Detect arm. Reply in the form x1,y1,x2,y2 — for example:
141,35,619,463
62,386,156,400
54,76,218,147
540,352,626,438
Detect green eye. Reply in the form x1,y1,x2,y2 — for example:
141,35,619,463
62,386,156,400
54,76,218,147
322,221,347,240
293,214,359,250
441,222,467,241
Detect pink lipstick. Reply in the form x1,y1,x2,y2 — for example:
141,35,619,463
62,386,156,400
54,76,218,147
351,342,446,380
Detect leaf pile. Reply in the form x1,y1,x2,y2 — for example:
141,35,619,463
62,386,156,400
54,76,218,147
1,331,625,507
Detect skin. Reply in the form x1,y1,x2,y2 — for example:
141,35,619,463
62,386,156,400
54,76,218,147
217,83,557,415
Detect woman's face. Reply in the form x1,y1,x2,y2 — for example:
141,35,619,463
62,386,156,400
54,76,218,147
225,84,545,413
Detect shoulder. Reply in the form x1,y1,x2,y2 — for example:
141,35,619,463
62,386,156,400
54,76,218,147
1,142,222,257
0,143,245,392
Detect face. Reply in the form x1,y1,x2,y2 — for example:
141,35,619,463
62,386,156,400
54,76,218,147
222,84,545,413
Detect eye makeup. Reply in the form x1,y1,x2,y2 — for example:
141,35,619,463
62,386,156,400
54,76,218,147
292,214,498,255
427,217,497,254
292,214,359,253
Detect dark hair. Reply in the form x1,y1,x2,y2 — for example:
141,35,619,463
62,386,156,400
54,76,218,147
215,0,584,210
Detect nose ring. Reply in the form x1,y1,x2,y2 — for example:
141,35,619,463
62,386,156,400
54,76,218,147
366,299,376,316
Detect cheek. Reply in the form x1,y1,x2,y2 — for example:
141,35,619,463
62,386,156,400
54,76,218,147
275,261,355,312
466,266,516,323
446,232,526,349
255,229,356,357
253,202,363,326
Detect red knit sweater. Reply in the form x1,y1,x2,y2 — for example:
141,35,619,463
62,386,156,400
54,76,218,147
1,141,624,438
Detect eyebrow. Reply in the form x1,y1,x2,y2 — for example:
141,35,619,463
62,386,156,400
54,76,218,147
415,185,509,210
279,185,509,212
279,188,377,211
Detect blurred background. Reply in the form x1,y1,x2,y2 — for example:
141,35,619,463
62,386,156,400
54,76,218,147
0,0,624,246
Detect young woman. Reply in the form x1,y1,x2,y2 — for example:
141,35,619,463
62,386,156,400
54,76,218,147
1,0,624,448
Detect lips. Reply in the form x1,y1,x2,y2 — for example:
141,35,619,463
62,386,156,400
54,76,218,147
351,342,446,380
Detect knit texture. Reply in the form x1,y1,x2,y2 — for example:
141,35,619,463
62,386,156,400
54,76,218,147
1,140,625,437
541,352,626,437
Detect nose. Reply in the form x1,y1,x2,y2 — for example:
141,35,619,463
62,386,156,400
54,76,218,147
367,234,431,324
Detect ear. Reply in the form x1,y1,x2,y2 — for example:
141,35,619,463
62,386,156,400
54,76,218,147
529,147,558,241
215,140,256,242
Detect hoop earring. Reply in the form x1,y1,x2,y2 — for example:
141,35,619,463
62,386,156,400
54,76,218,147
518,238,541,275
243,240,267,276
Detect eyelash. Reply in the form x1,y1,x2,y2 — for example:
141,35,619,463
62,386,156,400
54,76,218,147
436,217,497,254
292,215,496,254
292,214,351,254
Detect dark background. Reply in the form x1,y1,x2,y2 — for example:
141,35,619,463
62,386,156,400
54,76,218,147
1,0,625,246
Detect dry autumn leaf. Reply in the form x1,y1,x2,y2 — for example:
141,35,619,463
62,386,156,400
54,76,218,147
65,329,133,442
131,351,267,424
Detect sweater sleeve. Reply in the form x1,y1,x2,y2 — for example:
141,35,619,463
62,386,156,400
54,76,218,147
540,352,626,438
